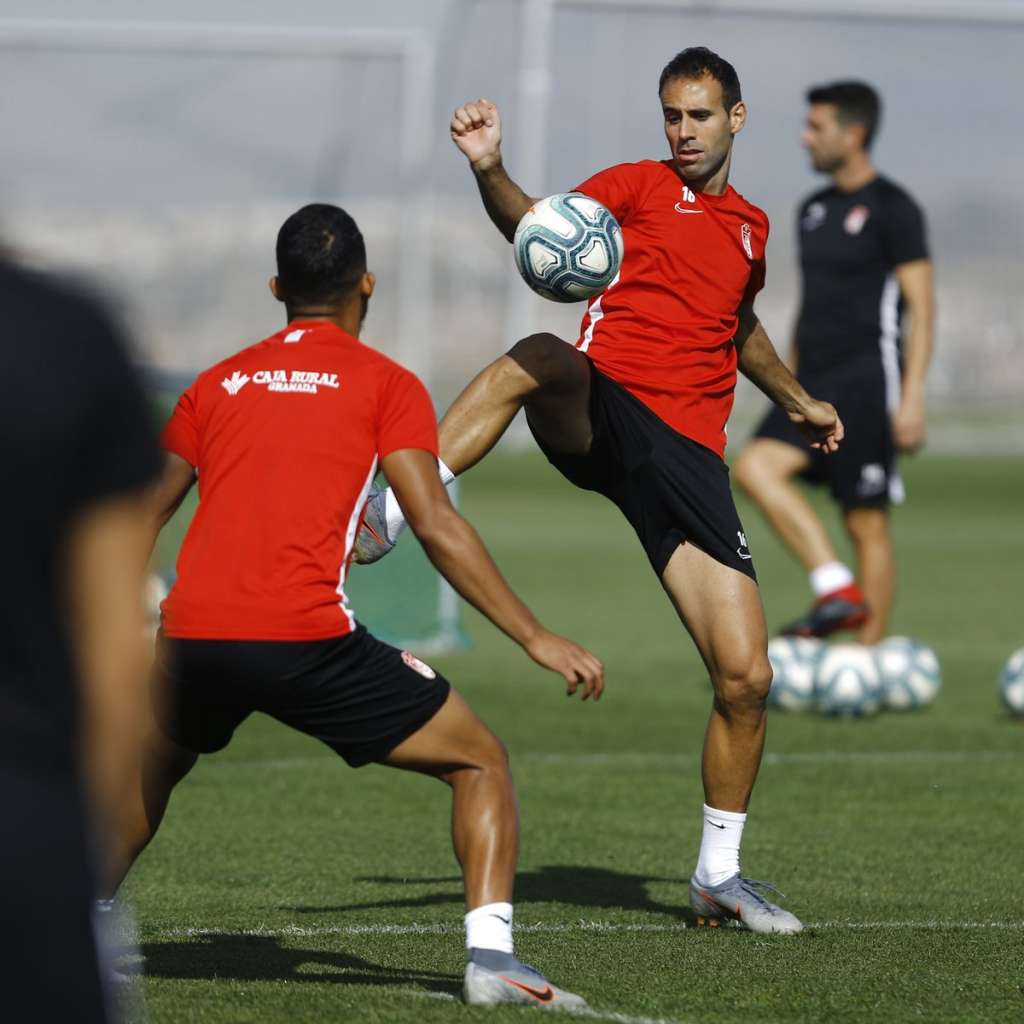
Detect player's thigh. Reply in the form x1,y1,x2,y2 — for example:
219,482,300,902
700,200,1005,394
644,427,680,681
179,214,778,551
734,437,812,491
509,332,593,456
660,542,770,696
379,688,510,780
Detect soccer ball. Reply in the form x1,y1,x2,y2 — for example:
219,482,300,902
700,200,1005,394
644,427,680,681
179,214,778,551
815,644,884,717
512,192,624,302
875,636,941,710
999,647,1024,715
767,636,824,711
144,572,170,636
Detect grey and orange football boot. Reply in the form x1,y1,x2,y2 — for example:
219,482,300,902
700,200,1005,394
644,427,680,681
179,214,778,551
690,874,803,934
351,488,396,565
463,948,587,1009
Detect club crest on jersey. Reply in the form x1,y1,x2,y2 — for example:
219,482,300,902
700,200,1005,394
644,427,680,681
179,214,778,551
740,223,753,259
402,650,437,680
844,204,871,236
802,201,826,231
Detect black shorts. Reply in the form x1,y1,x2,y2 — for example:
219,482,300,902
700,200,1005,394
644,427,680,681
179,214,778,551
753,362,901,508
529,362,756,580
154,625,451,767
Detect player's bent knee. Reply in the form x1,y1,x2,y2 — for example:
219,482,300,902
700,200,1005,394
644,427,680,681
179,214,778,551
507,333,578,389
713,658,772,712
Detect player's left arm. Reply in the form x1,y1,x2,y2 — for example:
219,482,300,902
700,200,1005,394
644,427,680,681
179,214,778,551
145,452,196,555
734,301,844,453
892,259,934,452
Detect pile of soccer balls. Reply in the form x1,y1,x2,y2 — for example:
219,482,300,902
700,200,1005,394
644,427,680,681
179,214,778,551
767,636,939,717
768,637,1024,718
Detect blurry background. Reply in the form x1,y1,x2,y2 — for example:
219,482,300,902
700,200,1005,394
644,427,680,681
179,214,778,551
2,0,1022,451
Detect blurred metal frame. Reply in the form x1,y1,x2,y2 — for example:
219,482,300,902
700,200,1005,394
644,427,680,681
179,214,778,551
0,17,438,384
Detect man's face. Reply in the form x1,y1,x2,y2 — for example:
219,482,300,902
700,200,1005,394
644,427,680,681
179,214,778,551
802,103,857,173
661,74,744,184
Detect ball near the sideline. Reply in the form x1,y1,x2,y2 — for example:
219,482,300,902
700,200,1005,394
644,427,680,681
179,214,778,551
513,192,624,302
875,636,941,710
815,643,884,717
999,647,1024,716
767,636,824,711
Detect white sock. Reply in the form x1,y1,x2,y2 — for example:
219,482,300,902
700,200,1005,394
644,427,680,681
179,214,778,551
383,457,455,542
694,804,746,887
809,561,854,598
464,901,514,954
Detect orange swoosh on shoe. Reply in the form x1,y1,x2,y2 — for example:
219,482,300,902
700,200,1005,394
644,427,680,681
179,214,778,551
359,514,386,546
499,976,555,1003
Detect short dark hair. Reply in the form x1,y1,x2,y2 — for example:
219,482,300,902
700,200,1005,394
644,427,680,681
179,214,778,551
806,80,881,149
658,46,742,112
275,203,366,306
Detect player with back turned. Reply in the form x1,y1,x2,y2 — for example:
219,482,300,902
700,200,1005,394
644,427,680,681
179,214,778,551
355,48,845,931
735,81,934,644
102,204,603,1008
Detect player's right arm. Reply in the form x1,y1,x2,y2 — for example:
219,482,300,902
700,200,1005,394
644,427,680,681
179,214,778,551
451,98,538,243
381,447,604,700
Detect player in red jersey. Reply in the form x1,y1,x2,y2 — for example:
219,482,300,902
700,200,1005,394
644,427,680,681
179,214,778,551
101,204,602,1008
355,48,843,933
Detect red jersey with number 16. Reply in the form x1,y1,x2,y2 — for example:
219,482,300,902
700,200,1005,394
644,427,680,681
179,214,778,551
574,160,769,458
159,321,438,642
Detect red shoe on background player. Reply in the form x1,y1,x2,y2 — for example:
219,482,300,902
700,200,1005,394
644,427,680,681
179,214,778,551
779,582,869,638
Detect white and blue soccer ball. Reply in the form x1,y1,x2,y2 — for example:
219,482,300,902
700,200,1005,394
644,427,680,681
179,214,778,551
875,636,942,710
767,636,824,712
513,192,624,302
815,643,884,717
998,647,1024,716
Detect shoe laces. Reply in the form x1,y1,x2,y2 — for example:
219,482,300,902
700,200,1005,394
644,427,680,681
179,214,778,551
737,876,786,909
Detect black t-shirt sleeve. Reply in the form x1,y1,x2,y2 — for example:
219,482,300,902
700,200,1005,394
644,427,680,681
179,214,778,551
63,300,162,512
879,190,929,267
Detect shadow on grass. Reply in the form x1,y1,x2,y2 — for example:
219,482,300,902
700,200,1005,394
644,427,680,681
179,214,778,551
285,864,698,924
137,932,460,994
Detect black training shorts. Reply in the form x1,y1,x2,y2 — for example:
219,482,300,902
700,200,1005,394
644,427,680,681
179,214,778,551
753,361,901,508
529,362,756,580
154,625,451,767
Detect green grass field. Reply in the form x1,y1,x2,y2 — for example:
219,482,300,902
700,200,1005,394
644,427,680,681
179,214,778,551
123,449,1023,1023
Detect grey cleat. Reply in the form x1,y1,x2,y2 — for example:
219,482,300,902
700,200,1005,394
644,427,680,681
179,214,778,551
351,488,396,565
689,873,803,934
463,948,587,1009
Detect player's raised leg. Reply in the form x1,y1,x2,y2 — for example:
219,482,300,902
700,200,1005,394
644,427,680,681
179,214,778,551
380,689,586,1008
355,333,592,563
734,438,867,637
659,542,802,934
844,505,894,645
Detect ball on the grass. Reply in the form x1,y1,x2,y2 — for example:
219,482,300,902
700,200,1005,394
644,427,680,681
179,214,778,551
875,636,941,710
513,192,623,302
767,636,824,711
815,643,884,717
998,647,1024,716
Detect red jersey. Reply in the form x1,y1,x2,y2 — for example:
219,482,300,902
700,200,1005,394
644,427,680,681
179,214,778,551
574,160,769,457
159,321,438,641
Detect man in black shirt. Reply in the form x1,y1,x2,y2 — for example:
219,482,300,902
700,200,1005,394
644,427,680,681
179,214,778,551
735,81,934,644
0,262,161,1022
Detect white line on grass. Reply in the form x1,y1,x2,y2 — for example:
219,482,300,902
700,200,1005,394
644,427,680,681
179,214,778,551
153,919,1024,940
207,749,1020,772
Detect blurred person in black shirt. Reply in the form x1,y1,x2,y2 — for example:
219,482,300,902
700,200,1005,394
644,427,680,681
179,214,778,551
736,81,934,644
0,260,161,1021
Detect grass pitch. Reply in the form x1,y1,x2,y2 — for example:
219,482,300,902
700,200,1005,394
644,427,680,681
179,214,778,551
124,449,1023,1023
